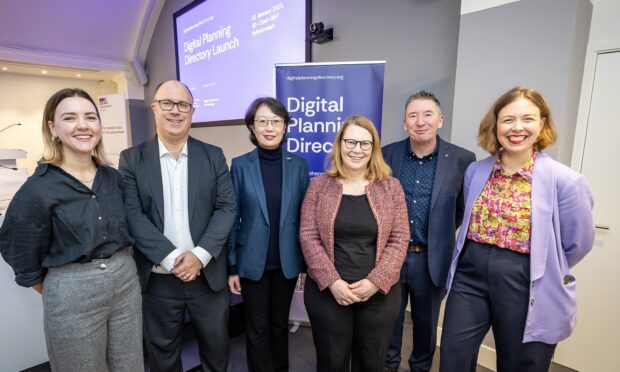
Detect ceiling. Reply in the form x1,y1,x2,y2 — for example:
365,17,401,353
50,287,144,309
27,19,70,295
0,0,166,83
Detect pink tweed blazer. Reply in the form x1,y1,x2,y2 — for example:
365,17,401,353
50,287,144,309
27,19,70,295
300,174,409,294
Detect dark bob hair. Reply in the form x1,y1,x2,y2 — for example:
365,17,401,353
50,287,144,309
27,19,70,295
244,97,290,147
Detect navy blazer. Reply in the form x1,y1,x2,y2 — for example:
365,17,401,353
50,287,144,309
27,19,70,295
119,136,236,292
227,148,309,280
382,137,475,288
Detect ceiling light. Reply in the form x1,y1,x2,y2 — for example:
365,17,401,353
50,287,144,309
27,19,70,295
76,74,82,78
41,70,48,74
1,67,7,71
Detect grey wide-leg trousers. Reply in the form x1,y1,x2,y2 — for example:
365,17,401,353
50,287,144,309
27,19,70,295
42,249,143,372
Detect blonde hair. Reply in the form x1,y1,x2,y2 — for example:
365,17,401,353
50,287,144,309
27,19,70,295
478,86,557,155
41,88,110,165
326,115,391,181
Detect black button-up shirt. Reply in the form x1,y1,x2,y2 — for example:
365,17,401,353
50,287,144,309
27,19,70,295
0,163,133,287
399,142,438,246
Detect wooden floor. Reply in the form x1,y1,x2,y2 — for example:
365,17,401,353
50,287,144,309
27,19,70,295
224,313,576,372
22,311,577,372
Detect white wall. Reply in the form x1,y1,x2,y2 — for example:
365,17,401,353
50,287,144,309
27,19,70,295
587,0,620,43
461,0,520,15
0,72,117,173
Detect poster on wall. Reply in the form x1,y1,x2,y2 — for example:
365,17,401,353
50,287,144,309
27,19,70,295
275,61,385,177
97,93,129,168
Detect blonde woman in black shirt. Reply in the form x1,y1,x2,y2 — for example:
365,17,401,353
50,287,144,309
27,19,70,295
0,88,143,371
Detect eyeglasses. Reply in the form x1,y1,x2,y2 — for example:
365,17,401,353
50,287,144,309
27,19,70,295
342,139,373,151
154,100,193,113
254,118,285,128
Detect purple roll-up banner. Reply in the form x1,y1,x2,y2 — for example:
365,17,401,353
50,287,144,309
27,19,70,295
276,61,385,178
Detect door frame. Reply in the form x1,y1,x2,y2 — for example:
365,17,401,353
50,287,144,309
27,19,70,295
571,41,620,171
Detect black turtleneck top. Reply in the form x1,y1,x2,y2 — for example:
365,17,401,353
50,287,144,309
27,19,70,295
258,146,283,270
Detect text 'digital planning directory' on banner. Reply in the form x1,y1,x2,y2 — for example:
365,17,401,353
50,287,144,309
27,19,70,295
276,62,386,177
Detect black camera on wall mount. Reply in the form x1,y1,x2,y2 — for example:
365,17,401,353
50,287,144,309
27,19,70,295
308,22,333,44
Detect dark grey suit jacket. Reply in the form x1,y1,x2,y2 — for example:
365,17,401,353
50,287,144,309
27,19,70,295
119,136,236,292
382,136,475,288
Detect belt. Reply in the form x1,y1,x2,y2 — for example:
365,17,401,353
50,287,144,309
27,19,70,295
408,244,428,253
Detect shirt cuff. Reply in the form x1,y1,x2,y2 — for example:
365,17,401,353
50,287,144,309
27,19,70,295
159,248,183,272
192,246,212,268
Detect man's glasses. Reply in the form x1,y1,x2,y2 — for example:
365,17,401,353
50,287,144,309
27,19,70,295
342,139,373,151
154,100,193,113
254,118,285,128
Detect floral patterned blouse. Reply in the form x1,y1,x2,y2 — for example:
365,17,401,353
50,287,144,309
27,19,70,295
466,153,536,254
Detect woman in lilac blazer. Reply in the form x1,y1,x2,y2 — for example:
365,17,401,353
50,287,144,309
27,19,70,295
440,87,594,372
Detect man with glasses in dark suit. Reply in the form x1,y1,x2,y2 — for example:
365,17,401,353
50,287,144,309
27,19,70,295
120,80,236,372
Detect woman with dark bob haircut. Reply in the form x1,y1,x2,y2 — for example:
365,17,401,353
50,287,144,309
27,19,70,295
227,97,309,371
0,88,143,371
440,87,595,372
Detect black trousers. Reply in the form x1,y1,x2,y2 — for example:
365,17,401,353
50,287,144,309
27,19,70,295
386,252,444,372
240,269,297,372
440,240,556,372
143,273,231,372
304,277,400,372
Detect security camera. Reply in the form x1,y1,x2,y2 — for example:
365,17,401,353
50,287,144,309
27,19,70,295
309,22,324,34
308,22,333,44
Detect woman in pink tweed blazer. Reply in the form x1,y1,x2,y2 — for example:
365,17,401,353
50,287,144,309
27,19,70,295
300,115,409,372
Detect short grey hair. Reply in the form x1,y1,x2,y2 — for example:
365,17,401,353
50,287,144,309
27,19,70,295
404,90,442,115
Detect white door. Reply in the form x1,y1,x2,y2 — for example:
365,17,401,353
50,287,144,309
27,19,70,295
553,51,620,371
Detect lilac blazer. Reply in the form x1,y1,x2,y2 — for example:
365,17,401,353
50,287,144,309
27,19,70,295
445,152,595,344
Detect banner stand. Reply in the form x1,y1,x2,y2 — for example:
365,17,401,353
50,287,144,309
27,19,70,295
276,61,386,327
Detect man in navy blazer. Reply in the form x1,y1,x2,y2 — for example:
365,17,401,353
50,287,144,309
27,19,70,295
383,91,475,372
119,80,236,372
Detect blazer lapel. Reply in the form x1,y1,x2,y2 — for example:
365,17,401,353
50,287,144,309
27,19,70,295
279,151,293,229
187,138,201,222
389,138,408,179
430,138,447,211
466,156,496,223
144,138,165,226
248,149,270,225
530,152,553,281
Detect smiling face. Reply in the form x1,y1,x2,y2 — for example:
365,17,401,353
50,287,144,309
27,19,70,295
48,96,102,160
403,98,443,149
340,124,373,175
496,98,544,158
252,104,285,149
152,81,194,143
